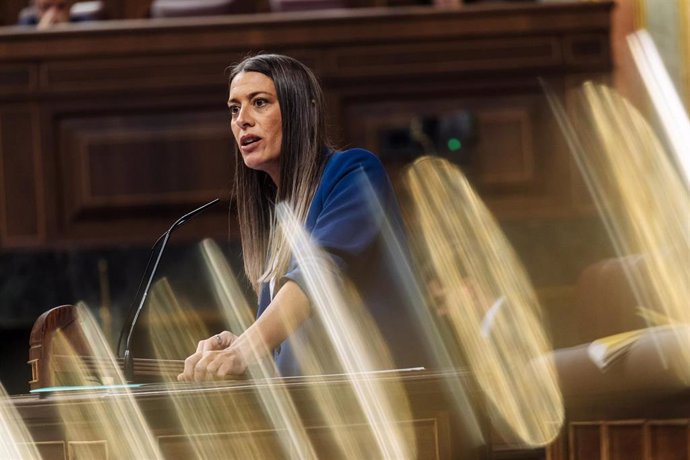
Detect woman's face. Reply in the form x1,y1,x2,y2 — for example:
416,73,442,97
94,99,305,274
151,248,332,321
228,71,283,185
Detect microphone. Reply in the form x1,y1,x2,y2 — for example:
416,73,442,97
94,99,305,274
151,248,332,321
119,198,220,382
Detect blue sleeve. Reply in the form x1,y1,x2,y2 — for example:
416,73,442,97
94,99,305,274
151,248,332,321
282,149,394,292
17,16,38,26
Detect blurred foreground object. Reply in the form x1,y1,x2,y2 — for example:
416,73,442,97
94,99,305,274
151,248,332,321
543,30,690,460
0,384,41,459
546,255,690,460
627,30,690,185
404,156,563,447
552,256,690,420
546,79,689,388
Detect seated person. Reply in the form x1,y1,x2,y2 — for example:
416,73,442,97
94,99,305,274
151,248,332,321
18,0,102,29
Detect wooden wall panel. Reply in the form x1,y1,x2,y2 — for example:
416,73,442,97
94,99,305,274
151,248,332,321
40,53,235,94
0,64,37,96
560,419,690,460
159,431,285,459
475,109,534,186
56,109,233,242
607,423,644,460
570,423,602,460
68,440,108,459
34,441,67,460
345,91,568,219
158,419,442,459
59,111,231,205
0,108,43,246
330,37,562,78
649,422,690,460
563,34,610,68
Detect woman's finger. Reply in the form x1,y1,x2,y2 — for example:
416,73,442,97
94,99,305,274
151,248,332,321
178,351,202,381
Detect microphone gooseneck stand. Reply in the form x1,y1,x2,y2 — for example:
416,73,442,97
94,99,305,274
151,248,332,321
120,198,220,382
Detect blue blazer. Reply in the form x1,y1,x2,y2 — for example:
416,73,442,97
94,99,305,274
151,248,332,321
256,148,429,376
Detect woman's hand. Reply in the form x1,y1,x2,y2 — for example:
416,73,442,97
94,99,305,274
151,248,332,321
177,331,247,381
177,280,311,382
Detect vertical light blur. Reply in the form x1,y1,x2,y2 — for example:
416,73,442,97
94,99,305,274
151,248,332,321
0,383,41,459
149,277,209,378
198,238,317,459
628,30,690,184
548,74,689,381
276,203,417,460
199,239,255,339
359,174,486,450
55,303,163,459
404,157,564,447
147,277,287,459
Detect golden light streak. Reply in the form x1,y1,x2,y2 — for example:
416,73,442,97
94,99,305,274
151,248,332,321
404,157,564,447
626,33,690,373
0,383,41,460
549,79,690,381
276,203,416,460
149,277,209,377
147,278,278,459
198,238,318,459
199,239,255,339
360,175,487,450
54,302,163,459
628,30,690,184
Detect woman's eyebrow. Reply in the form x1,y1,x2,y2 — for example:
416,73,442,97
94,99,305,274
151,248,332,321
227,91,273,104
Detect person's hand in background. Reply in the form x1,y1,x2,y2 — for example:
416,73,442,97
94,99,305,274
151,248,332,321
36,0,72,29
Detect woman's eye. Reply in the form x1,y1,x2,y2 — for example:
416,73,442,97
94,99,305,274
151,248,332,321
229,106,240,117
255,98,267,107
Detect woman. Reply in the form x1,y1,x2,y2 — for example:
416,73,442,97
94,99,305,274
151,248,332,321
178,54,425,381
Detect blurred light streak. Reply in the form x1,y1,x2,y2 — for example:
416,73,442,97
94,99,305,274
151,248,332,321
0,383,41,459
149,277,209,374
628,30,690,184
546,79,690,380
199,238,318,459
360,175,487,450
277,203,416,460
147,278,281,459
54,303,163,459
404,157,564,446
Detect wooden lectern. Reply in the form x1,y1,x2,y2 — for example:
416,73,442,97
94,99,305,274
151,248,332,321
15,305,489,459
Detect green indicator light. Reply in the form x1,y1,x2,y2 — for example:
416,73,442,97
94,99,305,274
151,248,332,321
447,138,462,151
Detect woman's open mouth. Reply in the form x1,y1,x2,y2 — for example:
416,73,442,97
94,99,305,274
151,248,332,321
240,135,262,152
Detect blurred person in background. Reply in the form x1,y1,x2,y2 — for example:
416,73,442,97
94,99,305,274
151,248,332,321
18,0,102,29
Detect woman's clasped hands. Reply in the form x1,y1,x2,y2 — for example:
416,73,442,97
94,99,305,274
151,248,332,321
177,330,248,382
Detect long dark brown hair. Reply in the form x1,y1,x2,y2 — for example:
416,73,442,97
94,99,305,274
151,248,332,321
228,54,331,292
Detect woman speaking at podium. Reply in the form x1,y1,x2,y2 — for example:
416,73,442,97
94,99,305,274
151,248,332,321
178,54,425,381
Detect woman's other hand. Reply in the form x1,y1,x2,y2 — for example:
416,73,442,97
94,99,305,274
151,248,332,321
177,331,247,381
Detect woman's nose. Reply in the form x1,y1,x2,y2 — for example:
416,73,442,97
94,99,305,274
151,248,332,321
236,107,254,128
